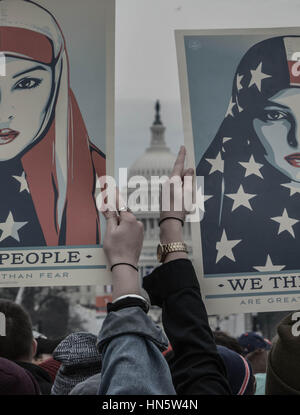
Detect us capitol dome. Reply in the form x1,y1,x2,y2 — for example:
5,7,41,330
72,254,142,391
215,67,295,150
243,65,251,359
128,101,192,277
129,101,178,179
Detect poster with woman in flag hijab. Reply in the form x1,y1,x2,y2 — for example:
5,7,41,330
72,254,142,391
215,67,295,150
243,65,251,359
0,0,114,288
176,27,300,314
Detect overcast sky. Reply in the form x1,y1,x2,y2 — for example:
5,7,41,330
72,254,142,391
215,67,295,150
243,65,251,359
115,0,300,170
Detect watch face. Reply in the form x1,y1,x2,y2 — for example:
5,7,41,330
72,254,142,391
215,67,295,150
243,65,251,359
157,243,163,262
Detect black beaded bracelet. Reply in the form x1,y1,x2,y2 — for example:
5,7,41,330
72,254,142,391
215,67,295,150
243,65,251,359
110,263,139,272
159,217,184,227
107,297,149,314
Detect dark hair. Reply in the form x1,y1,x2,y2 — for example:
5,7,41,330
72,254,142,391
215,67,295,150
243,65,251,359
0,300,33,361
35,337,65,357
213,331,244,355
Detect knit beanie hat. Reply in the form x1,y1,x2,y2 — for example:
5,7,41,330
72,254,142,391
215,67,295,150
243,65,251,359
266,311,300,395
0,357,40,395
217,345,254,395
51,332,101,395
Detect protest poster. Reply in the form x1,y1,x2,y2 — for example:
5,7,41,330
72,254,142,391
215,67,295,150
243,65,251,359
0,0,114,288
176,27,300,313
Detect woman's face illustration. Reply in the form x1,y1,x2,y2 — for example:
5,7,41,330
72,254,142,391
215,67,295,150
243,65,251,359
0,56,52,161
253,88,300,182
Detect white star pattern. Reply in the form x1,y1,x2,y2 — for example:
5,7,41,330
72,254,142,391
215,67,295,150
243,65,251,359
235,95,244,113
196,186,205,212
248,62,272,92
216,230,242,263
226,185,257,212
205,152,224,175
223,137,232,144
225,97,235,118
239,155,264,179
281,182,300,197
0,212,28,243
236,101,243,113
253,254,285,272
236,74,244,91
270,208,299,238
222,137,232,153
204,195,213,202
12,172,30,193
202,195,213,217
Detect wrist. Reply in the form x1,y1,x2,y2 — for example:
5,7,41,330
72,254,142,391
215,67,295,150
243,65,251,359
111,264,141,301
107,295,149,314
110,262,138,272
163,251,188,263
160,220,184,244
112,294,147,303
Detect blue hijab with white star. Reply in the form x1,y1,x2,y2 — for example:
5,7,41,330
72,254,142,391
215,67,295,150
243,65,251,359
0,159,45,246
197,36,300,275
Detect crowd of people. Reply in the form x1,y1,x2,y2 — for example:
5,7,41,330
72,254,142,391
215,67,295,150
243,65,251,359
0,146,299,395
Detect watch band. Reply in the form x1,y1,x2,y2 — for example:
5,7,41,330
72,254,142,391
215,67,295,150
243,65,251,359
157,241,188,263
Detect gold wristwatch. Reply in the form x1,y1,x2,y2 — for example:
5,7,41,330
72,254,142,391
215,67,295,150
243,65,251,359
157,242,188,263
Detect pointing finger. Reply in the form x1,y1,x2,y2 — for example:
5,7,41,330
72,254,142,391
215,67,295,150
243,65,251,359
171,145,186,178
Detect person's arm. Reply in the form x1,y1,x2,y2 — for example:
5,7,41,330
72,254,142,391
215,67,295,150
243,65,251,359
143,146,231,395
97,307,175,395
97,196,175,395
143,259,230,395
